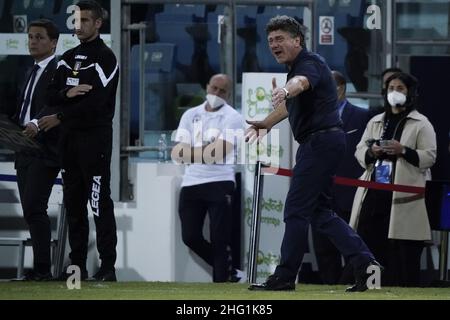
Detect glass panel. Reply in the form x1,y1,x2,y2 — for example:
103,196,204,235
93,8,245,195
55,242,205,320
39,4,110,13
396,0,450,41
396,44,450,56
316,0,387,97
235,4,311,110
347,95,380,111
129,3,230,159
236,5,306,79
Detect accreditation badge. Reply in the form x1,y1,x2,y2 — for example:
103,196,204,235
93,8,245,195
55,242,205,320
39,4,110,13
375,160,392,184
66,77,80,86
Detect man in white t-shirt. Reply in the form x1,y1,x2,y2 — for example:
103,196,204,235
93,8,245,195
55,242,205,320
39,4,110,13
172,74,244,282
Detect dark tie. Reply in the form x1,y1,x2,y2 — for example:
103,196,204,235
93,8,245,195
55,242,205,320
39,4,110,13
19,64,41,124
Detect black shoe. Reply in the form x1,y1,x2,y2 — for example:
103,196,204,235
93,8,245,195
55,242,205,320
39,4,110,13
229,269,245,283
87,268,117,282
13,270,53,281
346,260,383,292
52,266,88,281
248,274,295,291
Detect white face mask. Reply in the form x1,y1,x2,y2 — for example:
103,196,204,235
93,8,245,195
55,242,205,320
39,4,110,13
387,91,407,108
206,94,226,110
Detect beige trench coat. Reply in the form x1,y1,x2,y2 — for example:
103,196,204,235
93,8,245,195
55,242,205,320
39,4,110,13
349,110,437,240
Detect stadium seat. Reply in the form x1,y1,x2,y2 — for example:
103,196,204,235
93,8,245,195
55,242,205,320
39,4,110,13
0,0,5,19
236,6,259,66
0,202,67,279
51,0,78,32
10,0,54,23
130,43,177,141
155,4,205,67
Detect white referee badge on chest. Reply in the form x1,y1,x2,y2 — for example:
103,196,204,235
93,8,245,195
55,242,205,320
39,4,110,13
66,77,80,86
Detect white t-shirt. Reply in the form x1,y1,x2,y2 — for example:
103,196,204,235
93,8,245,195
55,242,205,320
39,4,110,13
175,102,244,187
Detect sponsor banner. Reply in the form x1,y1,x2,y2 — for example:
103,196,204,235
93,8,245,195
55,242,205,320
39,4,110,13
0,34,112,56
242,73,292,282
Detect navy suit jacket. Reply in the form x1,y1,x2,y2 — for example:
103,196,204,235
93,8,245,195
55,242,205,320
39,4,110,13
332,100,369,219
12,58,60,167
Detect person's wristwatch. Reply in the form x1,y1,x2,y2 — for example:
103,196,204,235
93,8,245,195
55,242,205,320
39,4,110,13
282,87,290,100
56,112,64,121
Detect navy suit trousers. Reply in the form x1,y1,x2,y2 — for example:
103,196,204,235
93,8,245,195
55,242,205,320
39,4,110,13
274,130,374,281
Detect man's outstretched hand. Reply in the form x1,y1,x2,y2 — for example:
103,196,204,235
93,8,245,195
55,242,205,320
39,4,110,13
245,120,271,144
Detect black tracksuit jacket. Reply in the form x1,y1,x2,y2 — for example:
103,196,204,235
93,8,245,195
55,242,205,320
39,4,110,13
47,36,119,269
48,36,119,130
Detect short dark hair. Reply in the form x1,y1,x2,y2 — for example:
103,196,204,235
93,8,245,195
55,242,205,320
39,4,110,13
381,67,403,78
28,19,60,41
76,0,104,20
332,70,346,88
266,15,306,48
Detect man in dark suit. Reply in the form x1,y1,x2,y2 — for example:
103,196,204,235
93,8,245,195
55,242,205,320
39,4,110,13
11,19,60,281
312,70,369,284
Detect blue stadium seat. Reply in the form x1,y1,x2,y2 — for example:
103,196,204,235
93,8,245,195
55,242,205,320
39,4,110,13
236,5,259,78
51,0,78,32
0,0,5,19
130,43,176,135
154,4,205,68
10,0,54,22
346,0,364,18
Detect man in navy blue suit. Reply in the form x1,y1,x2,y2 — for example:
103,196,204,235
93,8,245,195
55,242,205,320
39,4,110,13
11,19,60,281
247,16,377,292
312,70,369,284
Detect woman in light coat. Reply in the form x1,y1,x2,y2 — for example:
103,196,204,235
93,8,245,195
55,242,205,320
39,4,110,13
349,72,436,286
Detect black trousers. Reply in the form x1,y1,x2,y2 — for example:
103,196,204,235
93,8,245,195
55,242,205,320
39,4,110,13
179,181,235,282
311,208,351,284
358,189,424,287
61,128,117,271
275,130,374,282
16,156,60,273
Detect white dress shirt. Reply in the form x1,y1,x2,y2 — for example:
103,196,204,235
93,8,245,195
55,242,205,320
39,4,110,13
20,54,55,127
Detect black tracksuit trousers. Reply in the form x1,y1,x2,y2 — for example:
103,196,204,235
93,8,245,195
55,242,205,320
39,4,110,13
61,127,117,271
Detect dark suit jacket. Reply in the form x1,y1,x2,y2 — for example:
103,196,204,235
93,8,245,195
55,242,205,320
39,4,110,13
332,100,369,219
12,57,60,168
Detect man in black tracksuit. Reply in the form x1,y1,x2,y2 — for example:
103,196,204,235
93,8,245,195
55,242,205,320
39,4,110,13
39,0,119,281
